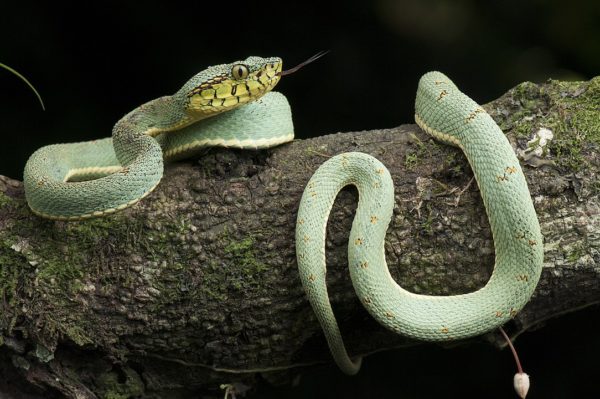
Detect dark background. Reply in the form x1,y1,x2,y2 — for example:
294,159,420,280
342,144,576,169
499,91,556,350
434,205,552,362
1,1,598,398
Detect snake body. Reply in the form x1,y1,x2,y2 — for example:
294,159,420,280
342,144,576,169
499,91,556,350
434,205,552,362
24,57,293,220
295,71,543,374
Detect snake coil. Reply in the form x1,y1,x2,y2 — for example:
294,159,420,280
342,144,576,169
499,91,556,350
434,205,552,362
24,56,293,220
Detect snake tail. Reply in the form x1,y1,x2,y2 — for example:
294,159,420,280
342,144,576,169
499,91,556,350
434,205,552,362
296,71,543,374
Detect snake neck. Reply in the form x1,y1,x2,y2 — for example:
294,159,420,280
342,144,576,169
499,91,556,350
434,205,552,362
111,95,196,165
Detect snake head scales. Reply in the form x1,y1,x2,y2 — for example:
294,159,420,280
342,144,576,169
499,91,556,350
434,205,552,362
180,56,283,118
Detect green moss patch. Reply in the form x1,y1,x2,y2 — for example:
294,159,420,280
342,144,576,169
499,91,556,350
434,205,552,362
494,76,600,171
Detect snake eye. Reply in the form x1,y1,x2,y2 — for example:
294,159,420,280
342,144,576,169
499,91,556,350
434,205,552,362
231,64,249,80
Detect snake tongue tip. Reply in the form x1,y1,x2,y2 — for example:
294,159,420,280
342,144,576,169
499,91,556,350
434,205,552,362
278,50,330,77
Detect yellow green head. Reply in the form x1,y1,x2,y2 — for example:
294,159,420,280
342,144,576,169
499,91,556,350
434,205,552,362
179,56,282,117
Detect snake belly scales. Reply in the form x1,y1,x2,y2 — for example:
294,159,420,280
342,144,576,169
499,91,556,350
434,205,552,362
23,59,543,375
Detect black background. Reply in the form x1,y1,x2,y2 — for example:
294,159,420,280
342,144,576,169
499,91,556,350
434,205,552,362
1,1,598,398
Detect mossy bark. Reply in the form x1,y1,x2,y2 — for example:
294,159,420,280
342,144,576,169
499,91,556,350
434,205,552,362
0,77,599,399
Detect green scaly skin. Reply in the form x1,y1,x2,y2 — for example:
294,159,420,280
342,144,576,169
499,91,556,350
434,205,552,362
23,56,293,220
296,71,544,375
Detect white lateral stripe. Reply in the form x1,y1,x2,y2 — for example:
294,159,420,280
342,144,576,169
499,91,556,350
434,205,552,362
164,133,294,159
63,166,122,182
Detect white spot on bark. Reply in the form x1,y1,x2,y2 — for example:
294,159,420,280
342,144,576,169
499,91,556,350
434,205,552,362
520,127,554,160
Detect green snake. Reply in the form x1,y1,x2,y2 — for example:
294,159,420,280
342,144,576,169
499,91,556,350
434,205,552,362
24,56,295,220
295,71,543,374
23,60,543,377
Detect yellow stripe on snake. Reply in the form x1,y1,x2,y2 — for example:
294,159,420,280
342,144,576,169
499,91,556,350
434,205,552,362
23,59,543,377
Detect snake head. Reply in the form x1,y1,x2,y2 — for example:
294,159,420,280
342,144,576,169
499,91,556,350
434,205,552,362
181,56,282,118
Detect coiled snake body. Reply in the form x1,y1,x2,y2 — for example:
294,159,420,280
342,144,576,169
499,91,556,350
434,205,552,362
24,57,292,220
24,60,542,376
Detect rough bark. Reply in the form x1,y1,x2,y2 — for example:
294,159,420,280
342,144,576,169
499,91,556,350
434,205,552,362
0,76,599,398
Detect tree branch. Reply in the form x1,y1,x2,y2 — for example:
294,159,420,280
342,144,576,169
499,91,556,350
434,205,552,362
1,76,599,398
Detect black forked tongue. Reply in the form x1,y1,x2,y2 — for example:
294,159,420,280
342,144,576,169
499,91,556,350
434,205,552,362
277,50,330,76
